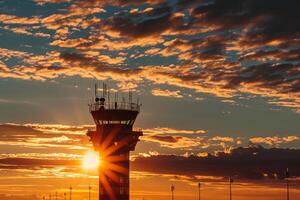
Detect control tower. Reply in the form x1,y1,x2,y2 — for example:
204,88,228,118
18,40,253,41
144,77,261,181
87,84,142,200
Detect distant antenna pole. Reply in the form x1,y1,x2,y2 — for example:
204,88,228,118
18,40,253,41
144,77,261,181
94,83,98,99
171,185,175,200
102,82,107,98
129,90,132,104
129,90,132,109
229,177,233,200
198,182,201,200
286,168,290,200
114,91,118,109
105,83,107,97
122,95,125,109
69,186,72,200
107,85,110,106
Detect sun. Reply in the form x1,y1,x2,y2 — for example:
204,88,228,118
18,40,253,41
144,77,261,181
82,151,101,170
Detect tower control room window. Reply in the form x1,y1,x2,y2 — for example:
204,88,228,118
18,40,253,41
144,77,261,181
97,120,134,125
109,120,121,124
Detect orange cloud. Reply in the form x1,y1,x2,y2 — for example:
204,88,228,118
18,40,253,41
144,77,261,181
151,88,183,98
250,136,299,145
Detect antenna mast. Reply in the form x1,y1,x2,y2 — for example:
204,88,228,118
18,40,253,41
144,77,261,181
129,90,132,104
95,83,98,99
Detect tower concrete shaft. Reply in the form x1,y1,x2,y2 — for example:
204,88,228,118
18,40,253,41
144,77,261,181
87,96,142,200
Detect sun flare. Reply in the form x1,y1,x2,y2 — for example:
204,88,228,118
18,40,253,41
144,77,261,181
82,151,100,170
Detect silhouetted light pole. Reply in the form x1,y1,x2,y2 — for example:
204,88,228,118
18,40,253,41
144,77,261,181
198,182,201,200
64,192,67,200
229,177,233,200
88,185,92,200
55,192,58,200
286,168,290,200
171,185,175,200
69,186,72,200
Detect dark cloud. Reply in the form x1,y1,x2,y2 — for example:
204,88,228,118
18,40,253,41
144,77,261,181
102,4,185,38
0,124,42,141
191,0,300,42
226,63,300,93
132,146,300,180
0,157,79,167
0,123,89,146
148,135,179,143
74,0,165,6
239,49,300,62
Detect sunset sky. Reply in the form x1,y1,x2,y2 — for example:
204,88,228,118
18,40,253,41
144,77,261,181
0,0,299,199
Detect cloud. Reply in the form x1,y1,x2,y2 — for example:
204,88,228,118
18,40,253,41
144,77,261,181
102,4,183,39
0,123,91,149
1,26,50,38
250,136,299,146
132,146,300,180
0,157,79,167
0,0,299,112
209,136,235,143
0,14,40,25
190,0,300,46
34,0,70,5
143,127,206,135
0,48,31,59
142,134,201,148
0,61,31,80
151,88,183,98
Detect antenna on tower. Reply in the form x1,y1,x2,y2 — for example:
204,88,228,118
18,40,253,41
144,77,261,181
108,85,110,106
102,83,104,98
129,90,132,104
94,83,98,99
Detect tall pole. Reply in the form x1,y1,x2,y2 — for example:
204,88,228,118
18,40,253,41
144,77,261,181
69,186,72,200
198,182,201,200
286,168,290,200
49,194,52,200
64,192,66,200
89,185,92,200
55,192,58,200
171,185,175,200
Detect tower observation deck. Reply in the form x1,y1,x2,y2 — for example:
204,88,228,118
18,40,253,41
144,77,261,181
87,84,142,200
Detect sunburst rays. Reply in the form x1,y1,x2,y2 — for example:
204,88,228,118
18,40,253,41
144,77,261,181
96,126,131,200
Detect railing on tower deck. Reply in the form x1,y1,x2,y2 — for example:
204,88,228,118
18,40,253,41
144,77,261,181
89,101,141,112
